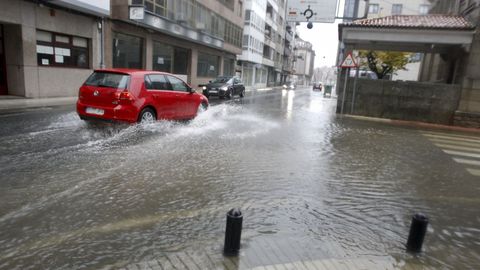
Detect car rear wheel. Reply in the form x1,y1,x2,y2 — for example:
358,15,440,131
138,107,156,123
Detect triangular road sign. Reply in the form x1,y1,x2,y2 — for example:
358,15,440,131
340,53,357,68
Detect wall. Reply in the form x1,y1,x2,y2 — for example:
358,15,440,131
336,78,462,124
0,0,99,97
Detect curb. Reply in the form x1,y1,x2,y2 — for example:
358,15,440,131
0,97,77,111
344,114,480,134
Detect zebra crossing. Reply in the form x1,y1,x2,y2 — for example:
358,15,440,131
421,131,480,176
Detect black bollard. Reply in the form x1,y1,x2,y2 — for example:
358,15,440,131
406,213,429,253
223,208,243,256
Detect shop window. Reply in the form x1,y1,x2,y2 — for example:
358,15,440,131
153,41,173,72
36,30,89,68
223,58,235,76
197,52,219,77
113,32,143,69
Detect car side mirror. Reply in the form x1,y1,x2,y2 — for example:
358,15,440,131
188,87,196,94
208,80,212,83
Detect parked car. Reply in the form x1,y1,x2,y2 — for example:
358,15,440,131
312,82,323,91
77,69,209,123
283,81,296,90
202,76,245,99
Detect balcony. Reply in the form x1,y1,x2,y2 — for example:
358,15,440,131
285,31,293,43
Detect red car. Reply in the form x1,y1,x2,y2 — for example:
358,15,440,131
77,69,209,123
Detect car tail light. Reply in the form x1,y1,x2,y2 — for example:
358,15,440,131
114,90,134,104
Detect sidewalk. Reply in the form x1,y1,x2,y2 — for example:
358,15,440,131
344,114,480,134
0,96,77,111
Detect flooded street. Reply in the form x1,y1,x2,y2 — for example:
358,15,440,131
0,88,479,269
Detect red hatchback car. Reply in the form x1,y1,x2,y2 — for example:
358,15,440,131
77,69,209,123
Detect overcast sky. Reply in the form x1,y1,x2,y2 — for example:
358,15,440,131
294,0,346,68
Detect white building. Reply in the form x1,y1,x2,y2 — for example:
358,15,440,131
359,0,431,18
293,38,315,86
238,0,287,88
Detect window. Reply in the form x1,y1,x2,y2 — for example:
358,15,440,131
112,32,143,69
85,72,129,89
392,4,403,15
368,4,379,14
152,41,173,72
237,1,242,17
36,30,89,68
197,53,219,77
132,0,167,17
218,0,234,10
224,21,242,48
145,74,171,90
419,4,430,15
223,58,235,76
167,75,188,92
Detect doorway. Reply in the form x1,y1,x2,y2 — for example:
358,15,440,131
0,25,7,95
173,47,189,75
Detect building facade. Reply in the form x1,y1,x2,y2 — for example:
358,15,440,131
0,0,244,98
237,0,287,88
0,0,108,98
293,38,315,86
108,0,243,89
421,0,480,127
360,0,431,18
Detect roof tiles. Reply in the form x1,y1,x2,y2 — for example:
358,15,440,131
342,15,475,30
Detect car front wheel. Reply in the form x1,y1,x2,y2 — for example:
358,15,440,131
197,102,208,116
239,89,245,98
138,107,156,123
226,89,233,99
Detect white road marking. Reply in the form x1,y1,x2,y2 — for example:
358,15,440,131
466,168,480,176
443,150,480,159
434,143,480,153
422,131,480,141
423,131,480,177
423,133,480,144
452,158,480,166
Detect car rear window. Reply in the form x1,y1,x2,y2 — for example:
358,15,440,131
85,72,129,89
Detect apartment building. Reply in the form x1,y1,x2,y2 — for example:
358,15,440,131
293,38,315,86
108,0,244,89
360,0,431,18
237,0,287,88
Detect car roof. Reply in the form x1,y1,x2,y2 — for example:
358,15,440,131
93,68,174,76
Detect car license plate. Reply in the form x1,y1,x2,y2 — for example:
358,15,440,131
86,107,104,115
209,90,218,94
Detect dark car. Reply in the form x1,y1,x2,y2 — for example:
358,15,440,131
77,69,209,123
313,82,323,91
202,76,245,99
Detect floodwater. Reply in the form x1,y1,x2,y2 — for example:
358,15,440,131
0,88,479,269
